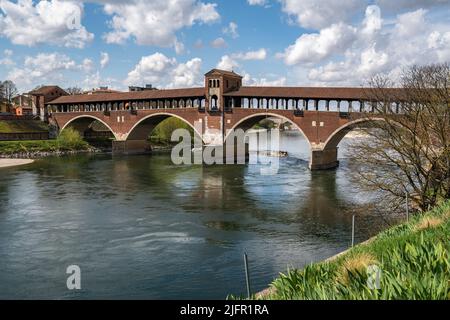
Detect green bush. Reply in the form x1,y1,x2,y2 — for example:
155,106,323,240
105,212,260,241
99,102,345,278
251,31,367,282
151,118,193,145
0,128,90,154
57,128,89,150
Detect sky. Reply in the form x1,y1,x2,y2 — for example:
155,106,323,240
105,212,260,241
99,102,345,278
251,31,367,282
0,0,449,93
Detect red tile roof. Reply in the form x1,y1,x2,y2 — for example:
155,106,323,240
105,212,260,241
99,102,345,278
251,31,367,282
205,69,243,78
47,87,206,105
223,86,372,100
29,86,67,96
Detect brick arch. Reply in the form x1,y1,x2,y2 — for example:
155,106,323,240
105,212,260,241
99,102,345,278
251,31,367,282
125,112,203,141
60,115,119,140
322,117,386,150
224,112,312,148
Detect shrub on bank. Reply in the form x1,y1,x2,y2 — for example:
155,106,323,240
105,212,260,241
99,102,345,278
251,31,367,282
257,200,450,300
56,128,89,150
0,128,90,155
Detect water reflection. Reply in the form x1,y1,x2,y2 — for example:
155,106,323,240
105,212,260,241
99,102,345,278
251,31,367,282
0,132,390,299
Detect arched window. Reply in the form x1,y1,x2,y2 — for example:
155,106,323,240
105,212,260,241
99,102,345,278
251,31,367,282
211,95,219,110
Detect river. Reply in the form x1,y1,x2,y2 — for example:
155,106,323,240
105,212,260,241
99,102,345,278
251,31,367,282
0,131,390,299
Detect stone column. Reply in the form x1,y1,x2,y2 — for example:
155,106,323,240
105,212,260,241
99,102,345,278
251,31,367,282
309,147,339,170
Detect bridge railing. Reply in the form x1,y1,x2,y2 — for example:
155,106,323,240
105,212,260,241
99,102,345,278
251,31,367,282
49,97,404,115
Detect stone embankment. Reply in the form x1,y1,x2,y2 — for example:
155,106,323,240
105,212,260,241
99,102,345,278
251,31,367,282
0,148,102,159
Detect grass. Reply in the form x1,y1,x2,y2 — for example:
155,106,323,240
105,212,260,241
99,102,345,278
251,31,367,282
0,120,48,133
0,128,90,154
250,200,450,300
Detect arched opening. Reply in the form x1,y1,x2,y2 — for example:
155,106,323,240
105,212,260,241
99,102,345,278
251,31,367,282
225,113,312,162
61,116,115,139
126,113,203,145
329,100,338,112
210,95,219,111
340,100,350,112
323,118,384,152
318,100,327,111
60,115,117,149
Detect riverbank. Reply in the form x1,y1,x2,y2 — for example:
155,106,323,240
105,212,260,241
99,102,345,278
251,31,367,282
0,140,101,159
0,159,34,168
253,200,450,300
0,128,105,159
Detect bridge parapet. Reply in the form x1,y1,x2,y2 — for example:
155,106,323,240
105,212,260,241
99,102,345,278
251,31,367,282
51,104,377,170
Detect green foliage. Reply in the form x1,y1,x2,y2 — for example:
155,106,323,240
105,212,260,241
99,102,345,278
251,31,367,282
253,119,277,130
56,127,88,150
151,117,194,145
259,201,450,300
0,128,90,154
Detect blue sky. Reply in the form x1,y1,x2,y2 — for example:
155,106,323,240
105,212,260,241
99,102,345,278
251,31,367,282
0,0,449,92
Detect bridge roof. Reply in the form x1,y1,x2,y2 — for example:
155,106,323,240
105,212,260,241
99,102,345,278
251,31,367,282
47,87,205,105
223,86,373,100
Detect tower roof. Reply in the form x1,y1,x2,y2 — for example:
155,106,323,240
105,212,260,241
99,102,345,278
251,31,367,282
205,69,243,78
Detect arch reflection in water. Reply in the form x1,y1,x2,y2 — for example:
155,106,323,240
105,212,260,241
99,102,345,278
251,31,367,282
0,131,389,299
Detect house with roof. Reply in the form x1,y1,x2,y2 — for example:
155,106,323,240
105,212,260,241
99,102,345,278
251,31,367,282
28,86,68,121
11,94,33,116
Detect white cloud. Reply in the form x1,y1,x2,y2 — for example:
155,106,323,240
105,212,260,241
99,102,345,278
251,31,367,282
292,5,450,86
174,40,185,55
375,0,448,13
244,73,287,86
83,71,101,89
358,45,389,75
81,58,94,73
428,31,450,61
280,23,357,65
7,52,79,90
362,5,383,36
0,48,14,66
232,48,267,60
395,8,428,38
279,0,366,30
125,53,203,88
223,22,239,39
0,0,94,48
169,58,202,88
100,52,110,69
216,55,239,71
102,0,219,52
210,37,227,48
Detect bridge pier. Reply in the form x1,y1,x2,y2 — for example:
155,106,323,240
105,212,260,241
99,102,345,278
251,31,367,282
112,140,152,155
309,147,339,170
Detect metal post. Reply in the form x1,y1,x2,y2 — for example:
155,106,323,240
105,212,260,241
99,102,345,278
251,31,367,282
244,252,251,299
406,192,409,222
351,215,355,247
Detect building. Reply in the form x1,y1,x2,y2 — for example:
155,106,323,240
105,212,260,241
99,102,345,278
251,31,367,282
129,84,157,92
11,94,33,116
85,87,123,95
29,86,68,121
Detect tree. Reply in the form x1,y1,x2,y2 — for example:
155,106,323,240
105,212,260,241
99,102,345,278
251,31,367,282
348,63,450,213
1,80,18,102
0,81,4,101
151,118,194,144
66,87,83,95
